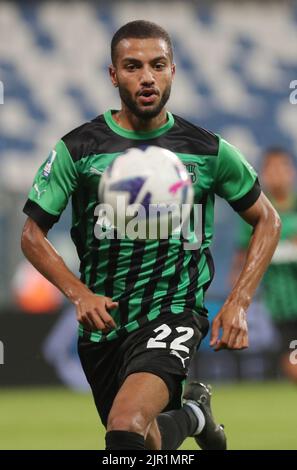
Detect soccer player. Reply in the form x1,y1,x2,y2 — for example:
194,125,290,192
233,147,297,383
21,21,281,450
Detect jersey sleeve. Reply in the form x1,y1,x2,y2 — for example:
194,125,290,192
23,139,79,230
214,138,261,211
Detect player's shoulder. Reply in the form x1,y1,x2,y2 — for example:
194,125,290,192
61,114,108,162
172,114,220,156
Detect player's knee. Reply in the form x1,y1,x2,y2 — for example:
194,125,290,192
145,419,161,450
107,410,147,435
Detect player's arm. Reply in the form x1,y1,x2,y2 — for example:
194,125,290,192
210,192,281,350
229,217,253,288
212,138,281,351
21,217,117,332
21,141,117,332
229,249,246,288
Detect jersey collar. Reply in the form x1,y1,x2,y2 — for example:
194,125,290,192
104,109,174,140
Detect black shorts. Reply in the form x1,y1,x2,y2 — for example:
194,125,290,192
78,310,209,427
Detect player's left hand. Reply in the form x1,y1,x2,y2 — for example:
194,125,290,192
210,303,249,351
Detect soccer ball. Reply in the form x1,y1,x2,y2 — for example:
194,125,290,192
98,146,193,239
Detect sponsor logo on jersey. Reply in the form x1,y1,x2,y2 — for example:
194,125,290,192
43,150,57,179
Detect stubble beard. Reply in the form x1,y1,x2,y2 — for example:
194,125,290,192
118,84,172,120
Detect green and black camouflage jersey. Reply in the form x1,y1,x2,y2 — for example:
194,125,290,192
238,194,297,321
23,110,261,342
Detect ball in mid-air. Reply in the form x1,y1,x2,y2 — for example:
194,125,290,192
98,146,193,239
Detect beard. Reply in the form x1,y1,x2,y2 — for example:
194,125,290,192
118,83,172,120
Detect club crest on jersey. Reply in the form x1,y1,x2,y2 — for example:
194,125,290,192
185,162,198,184
43,150,57,179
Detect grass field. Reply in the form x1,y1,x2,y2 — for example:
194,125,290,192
0,382,296,450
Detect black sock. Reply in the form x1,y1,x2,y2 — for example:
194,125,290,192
157,405,198,450
105,430,145,450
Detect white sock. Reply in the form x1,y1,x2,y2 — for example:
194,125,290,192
185,400,206,435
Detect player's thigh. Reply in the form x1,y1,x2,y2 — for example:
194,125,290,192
119,311,208,414
107,371,169,433
78,336,122,427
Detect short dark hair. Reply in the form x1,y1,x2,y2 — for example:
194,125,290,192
111,20,173,65
262,146,295,167
264,146,291,157
263,146,293,160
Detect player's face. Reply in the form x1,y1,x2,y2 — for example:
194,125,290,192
110,38,175,119
262,153,296,195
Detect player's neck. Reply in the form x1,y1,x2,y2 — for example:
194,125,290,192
113,107,168,132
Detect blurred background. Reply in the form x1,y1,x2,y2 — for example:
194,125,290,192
0,0,297,449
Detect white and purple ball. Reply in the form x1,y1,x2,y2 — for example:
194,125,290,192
99,146,193,239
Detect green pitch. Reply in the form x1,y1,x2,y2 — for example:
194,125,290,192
0,382,296,450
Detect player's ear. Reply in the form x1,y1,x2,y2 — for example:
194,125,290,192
109,65,118,87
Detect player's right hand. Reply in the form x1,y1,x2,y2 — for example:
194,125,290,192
75,292,118,332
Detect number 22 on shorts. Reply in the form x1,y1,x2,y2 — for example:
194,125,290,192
147,323,194,353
